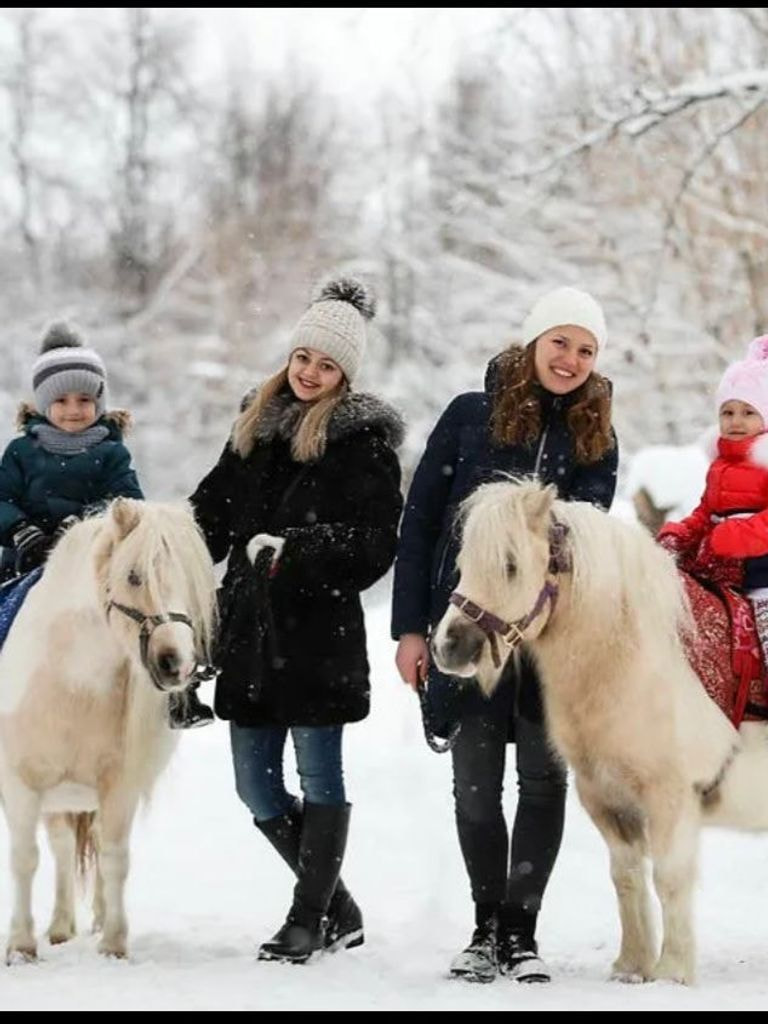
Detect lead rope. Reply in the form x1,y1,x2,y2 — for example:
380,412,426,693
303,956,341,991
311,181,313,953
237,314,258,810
416,678,462,754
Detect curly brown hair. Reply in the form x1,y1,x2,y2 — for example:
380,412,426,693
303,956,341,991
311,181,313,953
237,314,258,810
490,344,614,464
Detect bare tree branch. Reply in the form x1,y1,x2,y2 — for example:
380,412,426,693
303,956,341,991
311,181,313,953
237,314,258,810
515,69,768,178
643,91,768,326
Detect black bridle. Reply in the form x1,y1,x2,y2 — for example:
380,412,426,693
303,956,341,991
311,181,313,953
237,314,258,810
106,599,198,691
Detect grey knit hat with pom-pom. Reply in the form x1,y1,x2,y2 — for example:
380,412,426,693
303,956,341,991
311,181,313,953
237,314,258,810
32,322,107,418
288,277,376,384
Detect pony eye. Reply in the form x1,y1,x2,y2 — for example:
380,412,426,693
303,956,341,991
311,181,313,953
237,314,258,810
128,569,142,587
506,559,517,578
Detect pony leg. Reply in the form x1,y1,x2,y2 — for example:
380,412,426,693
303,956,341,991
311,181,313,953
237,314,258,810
96,787,137,958
606,838,656,982
2,774,42,962
648,799,699,985
44,813,77,944
577,783,655,981
92,836,106,935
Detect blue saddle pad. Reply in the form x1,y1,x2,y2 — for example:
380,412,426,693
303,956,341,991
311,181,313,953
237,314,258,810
0,568,43,649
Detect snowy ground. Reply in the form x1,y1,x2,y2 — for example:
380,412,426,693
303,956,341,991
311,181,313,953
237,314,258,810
1,595,768,1010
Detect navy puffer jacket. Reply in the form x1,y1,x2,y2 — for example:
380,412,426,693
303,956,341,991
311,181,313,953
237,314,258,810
391,354,618,734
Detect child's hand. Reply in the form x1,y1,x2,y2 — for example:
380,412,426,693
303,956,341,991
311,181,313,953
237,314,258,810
12,522,51,575
657,533,684,560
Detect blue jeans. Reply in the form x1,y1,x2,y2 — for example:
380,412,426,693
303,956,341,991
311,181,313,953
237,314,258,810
230,722,346,822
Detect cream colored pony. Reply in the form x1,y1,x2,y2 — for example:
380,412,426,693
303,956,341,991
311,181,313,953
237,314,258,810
433,479,768,985
0,498,216,961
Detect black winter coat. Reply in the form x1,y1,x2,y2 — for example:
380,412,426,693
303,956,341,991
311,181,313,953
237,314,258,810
191,391,404,728
391,356,618,735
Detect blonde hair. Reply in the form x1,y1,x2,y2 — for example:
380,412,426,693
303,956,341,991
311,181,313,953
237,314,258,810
232,367,349,462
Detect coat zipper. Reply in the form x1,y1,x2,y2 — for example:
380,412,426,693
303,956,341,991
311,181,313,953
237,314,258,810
435,535,451,588
533,397,560,478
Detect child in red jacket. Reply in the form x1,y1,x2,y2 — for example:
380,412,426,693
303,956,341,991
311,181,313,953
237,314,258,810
658,335,768,657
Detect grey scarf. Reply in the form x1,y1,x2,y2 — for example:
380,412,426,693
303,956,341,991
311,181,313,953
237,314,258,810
30,422,110,456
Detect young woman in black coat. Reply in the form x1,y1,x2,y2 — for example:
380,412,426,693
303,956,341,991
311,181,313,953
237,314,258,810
191,279,403,964
392,287,618,983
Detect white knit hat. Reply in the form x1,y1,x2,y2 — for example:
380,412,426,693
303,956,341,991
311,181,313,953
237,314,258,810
32,322,107,417
289,277,375,384
522,287,607,351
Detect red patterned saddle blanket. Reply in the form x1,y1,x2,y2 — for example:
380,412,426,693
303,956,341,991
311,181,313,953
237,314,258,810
681,571,767,726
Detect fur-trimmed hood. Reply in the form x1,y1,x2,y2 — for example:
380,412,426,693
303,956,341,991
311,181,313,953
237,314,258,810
245,389,405,450
15,401,133,437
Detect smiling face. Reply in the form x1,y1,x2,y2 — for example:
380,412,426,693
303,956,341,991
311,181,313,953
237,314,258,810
533,326,598,395
47,392,99,432
287,347,345,401
719,399,765,440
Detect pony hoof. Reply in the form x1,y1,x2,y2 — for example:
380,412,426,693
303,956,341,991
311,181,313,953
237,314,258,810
48,930,75,946
650,968,691,985
98,941,127,959
610,970,647,984
650,955,693,985
6,945,37,965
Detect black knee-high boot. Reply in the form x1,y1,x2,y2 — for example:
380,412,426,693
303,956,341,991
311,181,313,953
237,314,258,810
255,802,362,961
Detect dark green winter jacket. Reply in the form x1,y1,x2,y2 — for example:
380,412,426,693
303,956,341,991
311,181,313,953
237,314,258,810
0,404,143,545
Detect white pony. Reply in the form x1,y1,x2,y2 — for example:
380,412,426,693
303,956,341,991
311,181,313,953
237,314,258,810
0,498,216,961
432,479,768,985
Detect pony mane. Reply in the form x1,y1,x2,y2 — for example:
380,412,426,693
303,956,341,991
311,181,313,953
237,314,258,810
99,502,216,797
461,477,691,654
553,495,691,652
107,501,216,661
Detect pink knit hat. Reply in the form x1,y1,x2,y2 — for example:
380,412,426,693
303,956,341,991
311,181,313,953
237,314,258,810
715,335,768,423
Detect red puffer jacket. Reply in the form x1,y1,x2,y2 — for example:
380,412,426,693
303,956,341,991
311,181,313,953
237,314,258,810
658,433,768,589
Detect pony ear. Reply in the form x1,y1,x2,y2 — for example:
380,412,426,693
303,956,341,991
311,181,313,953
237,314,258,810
111,497,142,539
522,483,556,529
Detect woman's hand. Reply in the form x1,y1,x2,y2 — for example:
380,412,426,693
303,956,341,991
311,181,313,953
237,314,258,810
395,633,429,692
246,532,285,567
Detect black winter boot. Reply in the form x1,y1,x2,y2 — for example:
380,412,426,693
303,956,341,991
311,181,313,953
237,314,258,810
449,902,499,983
168,685,214,729
254,803,364,953
257,802,352,964
497,905,550,983
325,887,363,952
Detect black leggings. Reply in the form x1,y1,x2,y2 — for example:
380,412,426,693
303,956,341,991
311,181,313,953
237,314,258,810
451,658,566,937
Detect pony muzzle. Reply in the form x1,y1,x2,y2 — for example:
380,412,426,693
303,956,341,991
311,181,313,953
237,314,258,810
147,648,192,691
146,636,197,692
432,617,485,677
107,600,198,691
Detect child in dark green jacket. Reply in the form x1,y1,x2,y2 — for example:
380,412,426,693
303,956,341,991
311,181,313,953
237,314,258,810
0,321,212,728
